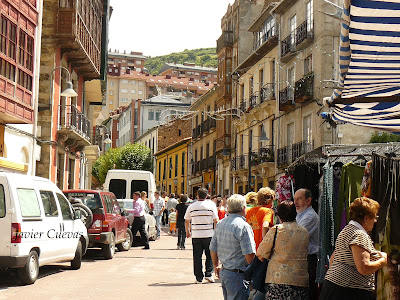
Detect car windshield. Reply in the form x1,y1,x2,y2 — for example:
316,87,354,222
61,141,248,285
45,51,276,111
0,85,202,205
64,192,103,213
118,201,133,210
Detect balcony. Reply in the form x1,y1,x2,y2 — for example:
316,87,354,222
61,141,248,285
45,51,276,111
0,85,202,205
210,118,216,129
206,156,216,169
56,1,102,79
279,86,294,111
217,31,234,54
58,105,91,148
203,119,210,133
251,146,275,166
249,93,258,110
295,20,314,50
239,100,247,113
230,157,237,171
294,75,314,103
260,83,276,103
281,33,296,63
277,147,289,168
292,140,314,161
231,155,247,171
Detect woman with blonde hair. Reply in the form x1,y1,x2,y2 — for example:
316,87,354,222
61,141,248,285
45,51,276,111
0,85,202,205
141,191,150,212
320,197,387,299
245,191,257,208
246,187,275,249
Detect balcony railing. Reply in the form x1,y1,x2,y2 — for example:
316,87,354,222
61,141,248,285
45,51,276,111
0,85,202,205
203,119,210,133
206,156,216,169
292,140,314,161
277,147,289,168
279,86,294,111
249,93,258,110
217,31,234,53
239,100,247,113
251,146,275,166
260,83,276,103
281,33,296,58
230,157,237,171
210,118,216,129
58,105,91,144
294,75,314,103
295,20,314,47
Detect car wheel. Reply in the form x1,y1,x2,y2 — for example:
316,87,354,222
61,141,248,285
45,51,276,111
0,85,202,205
17,250,39,285
70,241,82,270
72,203,93,229
117,228,132,251
102,232,115,259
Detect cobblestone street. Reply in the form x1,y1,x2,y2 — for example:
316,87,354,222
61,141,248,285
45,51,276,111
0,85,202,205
0,227,224,300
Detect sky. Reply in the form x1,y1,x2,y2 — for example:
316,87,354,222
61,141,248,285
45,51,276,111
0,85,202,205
108,0,235,57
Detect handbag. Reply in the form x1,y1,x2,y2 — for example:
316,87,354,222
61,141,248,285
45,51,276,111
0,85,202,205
244,226,279,293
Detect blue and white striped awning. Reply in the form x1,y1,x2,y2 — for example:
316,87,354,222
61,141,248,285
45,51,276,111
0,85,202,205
328,0,400,131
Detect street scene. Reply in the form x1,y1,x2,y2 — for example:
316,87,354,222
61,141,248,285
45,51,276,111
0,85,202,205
0,0,400,299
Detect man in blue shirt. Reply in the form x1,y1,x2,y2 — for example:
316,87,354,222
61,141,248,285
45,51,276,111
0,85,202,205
294,188,319,300
210,194,256,300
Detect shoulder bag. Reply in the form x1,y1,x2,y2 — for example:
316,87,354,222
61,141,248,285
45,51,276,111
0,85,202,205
244,225,279,293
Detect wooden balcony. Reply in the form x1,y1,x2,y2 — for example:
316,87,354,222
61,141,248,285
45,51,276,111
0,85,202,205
279,86,294,111
58,105,91,149
57,2,102,79
294,74,314,103
295,20,314,50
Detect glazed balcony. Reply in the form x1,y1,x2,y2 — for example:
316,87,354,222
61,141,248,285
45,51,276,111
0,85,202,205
217,31,234,54
294,74,314,103
58,105,91,148
281,33,296,63
279,86,294,111
57,1,102,79
295,20,314,50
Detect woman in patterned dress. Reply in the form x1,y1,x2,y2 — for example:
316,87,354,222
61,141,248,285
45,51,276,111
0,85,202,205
321,197,387,300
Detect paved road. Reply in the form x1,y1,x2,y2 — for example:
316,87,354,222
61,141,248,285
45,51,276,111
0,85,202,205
0,227,224,300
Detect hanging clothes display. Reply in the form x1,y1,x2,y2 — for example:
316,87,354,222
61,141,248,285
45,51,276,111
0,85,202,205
371,154,400,246
335,162,365,237
332,162,343,225
276,174,293,201
361,160,372,197
316,163,335,283
294,164,321,211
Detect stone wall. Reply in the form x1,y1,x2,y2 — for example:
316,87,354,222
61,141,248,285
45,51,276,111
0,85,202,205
158,119,191,151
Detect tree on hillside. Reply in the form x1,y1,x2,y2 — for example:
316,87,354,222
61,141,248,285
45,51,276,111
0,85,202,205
92,143,153,185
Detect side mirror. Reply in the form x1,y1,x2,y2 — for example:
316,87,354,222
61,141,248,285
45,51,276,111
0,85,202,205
74,209,82,220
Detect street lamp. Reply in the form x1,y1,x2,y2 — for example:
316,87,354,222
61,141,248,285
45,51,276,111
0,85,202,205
248,120,269,192
213,139,230,195
39,66,78,112
103,134,112,145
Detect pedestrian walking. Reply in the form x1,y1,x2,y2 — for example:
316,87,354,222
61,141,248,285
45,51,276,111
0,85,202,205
169,208,177,234
162,191,169,225
184,187,218,284
153,191,165,239
257,200,309,299
294,188,319,300
210,194,256,300
320,197,387,300
176,194,189,249
130,191,150,249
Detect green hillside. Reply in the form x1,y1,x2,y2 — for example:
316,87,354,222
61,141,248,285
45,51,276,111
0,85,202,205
145,48,217,75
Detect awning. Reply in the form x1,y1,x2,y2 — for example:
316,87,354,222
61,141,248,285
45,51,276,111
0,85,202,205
328,0,400,131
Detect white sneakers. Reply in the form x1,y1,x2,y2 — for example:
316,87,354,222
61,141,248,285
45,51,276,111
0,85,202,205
204,276,215,283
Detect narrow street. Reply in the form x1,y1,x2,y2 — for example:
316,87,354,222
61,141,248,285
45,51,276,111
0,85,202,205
0,227,224,300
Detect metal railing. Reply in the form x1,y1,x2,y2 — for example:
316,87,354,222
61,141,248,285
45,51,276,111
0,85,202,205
294,75,314,101
281,33,296,57
260,83,275,103
292,140,314,161
279,86,294,110
296,20,313,46
277,146,289,168
250,146,275,166
58,105,91,141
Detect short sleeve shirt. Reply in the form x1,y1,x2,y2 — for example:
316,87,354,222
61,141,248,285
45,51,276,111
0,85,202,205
245,206,274,249
184,199,218,238
325,222,378,290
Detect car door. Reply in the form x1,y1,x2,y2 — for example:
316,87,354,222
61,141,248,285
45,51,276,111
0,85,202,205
102,195,115,235
111,195,124,241
0,179,10,259
55,193,79,259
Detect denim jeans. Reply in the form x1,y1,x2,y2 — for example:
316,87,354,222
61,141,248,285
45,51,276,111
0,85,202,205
192,237,213,281
220,268,249,300
154,215,162,238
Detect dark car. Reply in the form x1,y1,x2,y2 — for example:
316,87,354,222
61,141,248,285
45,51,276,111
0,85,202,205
63,190,133,259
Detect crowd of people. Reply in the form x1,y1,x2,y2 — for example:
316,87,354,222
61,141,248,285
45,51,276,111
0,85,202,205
129,187,387,300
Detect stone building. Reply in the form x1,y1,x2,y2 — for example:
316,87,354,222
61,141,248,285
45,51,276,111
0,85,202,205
159,62,217,85
36,0,109,189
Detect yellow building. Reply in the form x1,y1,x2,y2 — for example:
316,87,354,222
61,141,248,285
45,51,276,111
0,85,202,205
154,137,190,195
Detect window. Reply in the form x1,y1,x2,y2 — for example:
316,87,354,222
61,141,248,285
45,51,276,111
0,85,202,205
139,81,143,86
109,100,113,104
136,68,141,72
287,122,294,148
306,0,314,32
57,193,73,220
163,159,166,180
240,84,244,101
138,90,143,95
175,154,178,177
109,81,114,86
0,17,17,61
303,115,312,143
249,77,254,96
169,157,172,178
109,179,127,199
288,65,295,90
122,79,128,84
121,88,128,93
136,60,142,65
18,189,40,217
18,31,33,71
304,55,313,75
121,98,128,102
155,110,161,121
131,80,136,84
182,152,185,176
108,68,112,72
17,70,32,91
40,191,58,217
0,185,5,218
148,109,154,120
289,14,297,45
158,161,162,181
109,91,113,95
259,69,264,88
131,89,136,94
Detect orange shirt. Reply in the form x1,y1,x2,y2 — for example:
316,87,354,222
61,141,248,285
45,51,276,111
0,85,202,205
246,205,274,249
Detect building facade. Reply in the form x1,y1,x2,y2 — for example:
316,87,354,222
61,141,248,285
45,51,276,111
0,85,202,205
107,50,147,76
159,62,217,85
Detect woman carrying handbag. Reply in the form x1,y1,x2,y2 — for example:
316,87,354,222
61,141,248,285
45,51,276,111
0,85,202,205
256,200,310,300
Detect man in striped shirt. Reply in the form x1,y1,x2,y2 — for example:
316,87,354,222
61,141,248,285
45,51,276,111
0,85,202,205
185,188,218,284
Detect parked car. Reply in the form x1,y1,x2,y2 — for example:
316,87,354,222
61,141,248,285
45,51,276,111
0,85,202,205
0,173,88,285
118,199,157,241
63,190,133,259
104,170,156,205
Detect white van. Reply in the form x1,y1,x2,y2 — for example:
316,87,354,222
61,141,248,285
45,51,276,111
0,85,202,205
104,170,156,204
0,173,88,285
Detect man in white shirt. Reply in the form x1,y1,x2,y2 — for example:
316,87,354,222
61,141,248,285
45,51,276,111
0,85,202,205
185,188,218,284
153,191,165,239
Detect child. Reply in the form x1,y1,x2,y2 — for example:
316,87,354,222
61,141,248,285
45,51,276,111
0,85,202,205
168,208,177,235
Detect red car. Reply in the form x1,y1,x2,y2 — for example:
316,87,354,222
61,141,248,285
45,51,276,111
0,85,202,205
63,190,133,259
